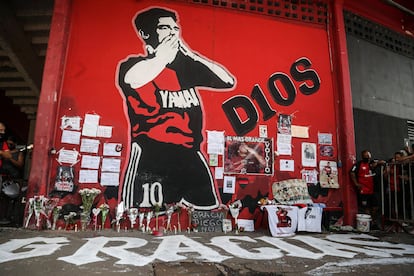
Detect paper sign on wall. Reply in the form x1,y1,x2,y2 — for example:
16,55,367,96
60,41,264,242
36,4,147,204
223,175,236,194
292,125,309,138
82,114,100,137
302,142,317,167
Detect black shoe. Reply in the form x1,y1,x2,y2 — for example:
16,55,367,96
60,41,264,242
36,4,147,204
371,224,380,231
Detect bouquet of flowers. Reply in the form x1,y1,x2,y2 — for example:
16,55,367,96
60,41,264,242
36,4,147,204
79,188,101,214
33,195,48,229
128,208,138,230
44,198,59,229
229,200,242,233
52,206,62,230
164,203,175,232
99,203,109,230
64,211,77,230
79,188,101,230
24,197,35,228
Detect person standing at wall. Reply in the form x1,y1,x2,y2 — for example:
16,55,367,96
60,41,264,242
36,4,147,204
117,7,235,210
0,122,11,224
1,136,24,179
0,136,25,226
350,149,385,229
383,151,407,220
0,122,11,167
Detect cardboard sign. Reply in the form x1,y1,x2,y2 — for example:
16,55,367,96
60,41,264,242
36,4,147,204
191,211,225,232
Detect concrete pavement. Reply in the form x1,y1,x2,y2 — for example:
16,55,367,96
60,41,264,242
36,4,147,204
1,227,414,275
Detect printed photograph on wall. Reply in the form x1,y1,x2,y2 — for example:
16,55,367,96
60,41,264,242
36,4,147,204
54,166,75,192
301,142,316,167
224,136,273,175
319,145,334,157
278,114,292,134
319,160,339,188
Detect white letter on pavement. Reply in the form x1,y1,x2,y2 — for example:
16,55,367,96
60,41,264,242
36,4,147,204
210,236,283,259
0,237,69,263
257,236,324,259
153,235,230,263
59,237,151,266
292,235,390,258
326,234,414,256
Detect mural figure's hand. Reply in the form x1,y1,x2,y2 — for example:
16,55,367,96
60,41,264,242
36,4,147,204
155,34,179,64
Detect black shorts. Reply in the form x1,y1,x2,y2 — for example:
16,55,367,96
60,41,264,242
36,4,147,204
358,193,378,209
123,139,219,210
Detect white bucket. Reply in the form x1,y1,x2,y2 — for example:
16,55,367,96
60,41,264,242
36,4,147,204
356,214,371,232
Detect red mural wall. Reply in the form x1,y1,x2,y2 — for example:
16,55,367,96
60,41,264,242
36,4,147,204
33,0,344,227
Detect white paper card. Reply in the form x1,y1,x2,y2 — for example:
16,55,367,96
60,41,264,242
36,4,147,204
61,130,81,145
81,155,101,169
79,170,98,183
207,143,224,155
100,172,119,186
207,130,225,143
215,167,224,179
223,175,236,194
259,125,268,138
102,158,121,172
80,138,100,154
82,114,100,137
280,159,294,171
292,125,309,138
97,125,113,138
237,219,255,231
103,143,122,156
61,116,81,130
58,149,79,164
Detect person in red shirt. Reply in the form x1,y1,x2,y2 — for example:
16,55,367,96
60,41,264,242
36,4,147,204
0,122,11,173
0,122,11,224
350,150,385,229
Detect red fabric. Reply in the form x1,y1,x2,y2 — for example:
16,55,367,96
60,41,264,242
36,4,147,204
357,161,374,194
0,141,9,170
388,165,401,192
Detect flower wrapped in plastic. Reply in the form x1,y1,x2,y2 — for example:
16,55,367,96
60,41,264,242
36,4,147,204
138,210,145,231
99,203,109,230
128,207,138,230
115,202,125,232
33,195,48,229
64,211,77,230
229,200,242,233
78,188,101,215
164,203,175,232
52,206,62,230
146,210,153,232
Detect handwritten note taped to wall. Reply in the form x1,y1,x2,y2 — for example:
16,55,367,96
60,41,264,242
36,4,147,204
191,211,225,232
